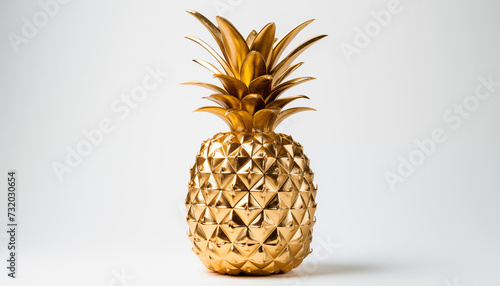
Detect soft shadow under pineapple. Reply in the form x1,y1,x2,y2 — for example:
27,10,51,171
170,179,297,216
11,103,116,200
203,262,383,278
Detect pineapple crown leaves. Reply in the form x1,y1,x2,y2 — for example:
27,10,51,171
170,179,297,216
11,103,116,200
182,10,327,132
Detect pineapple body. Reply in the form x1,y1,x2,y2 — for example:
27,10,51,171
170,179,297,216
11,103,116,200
185,132,317,275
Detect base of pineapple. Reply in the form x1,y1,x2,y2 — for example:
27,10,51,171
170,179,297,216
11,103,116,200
198,248,311,275
186,132,318,275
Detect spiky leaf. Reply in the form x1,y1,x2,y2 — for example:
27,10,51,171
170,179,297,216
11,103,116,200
216,16,250,78
214,74,248,99
181,81,228,94
194,106,233,130
248,75,273,96
272,35,327,80
186,10,227,59
273,107,316,129
185,36,234,77
269,19,314,68
265,77,315,103
273,62,304,87
246,30,258,47
193,59,222,74
226,110,253,131
240,94,265,115
250,23,276,64
253,109,279,132
204,94,241,109
240,51,267,87
266,95,309,109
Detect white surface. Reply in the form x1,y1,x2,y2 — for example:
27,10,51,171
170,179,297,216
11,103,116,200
1,0,499,285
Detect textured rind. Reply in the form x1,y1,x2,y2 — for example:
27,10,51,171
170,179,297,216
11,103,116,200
185,132,317,275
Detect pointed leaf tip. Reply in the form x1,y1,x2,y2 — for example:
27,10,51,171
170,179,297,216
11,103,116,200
216,16,249,78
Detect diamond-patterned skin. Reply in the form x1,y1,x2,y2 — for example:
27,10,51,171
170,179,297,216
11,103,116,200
186,132,317,275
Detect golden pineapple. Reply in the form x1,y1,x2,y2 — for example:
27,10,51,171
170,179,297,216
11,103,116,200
184,10,326,275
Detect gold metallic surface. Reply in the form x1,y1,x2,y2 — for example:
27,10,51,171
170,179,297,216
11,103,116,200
186,132,317,275
184,11,325,275
183,11,326,133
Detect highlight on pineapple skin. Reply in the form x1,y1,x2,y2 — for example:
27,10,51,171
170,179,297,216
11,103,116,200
183,10,324,275
185,132,317,275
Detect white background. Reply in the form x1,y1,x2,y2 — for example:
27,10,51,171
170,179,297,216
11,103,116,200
1,0,499,285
